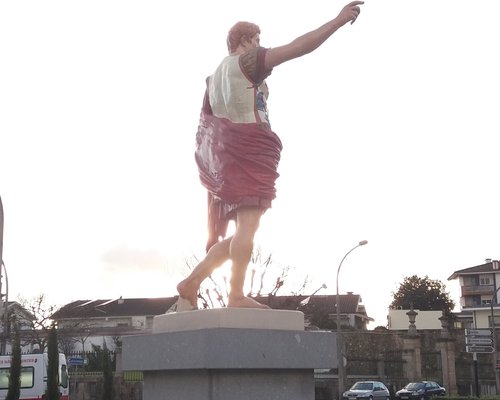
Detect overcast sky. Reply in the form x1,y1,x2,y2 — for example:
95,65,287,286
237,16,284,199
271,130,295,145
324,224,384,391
1,0,499,328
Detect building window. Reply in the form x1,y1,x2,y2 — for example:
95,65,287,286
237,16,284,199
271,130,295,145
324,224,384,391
471,296,481,306
482,299,492,305
480,276,492,285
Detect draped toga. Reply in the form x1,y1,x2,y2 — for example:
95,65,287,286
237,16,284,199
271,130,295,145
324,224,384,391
195,47,283,251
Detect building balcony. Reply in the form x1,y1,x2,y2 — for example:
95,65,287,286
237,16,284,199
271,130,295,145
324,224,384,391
461,284,495,296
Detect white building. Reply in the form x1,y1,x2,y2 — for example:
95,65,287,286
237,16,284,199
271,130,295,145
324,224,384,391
387,308,443,330
448,259,500,329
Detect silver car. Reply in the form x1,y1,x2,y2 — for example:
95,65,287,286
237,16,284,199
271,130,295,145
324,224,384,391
342,381,390,400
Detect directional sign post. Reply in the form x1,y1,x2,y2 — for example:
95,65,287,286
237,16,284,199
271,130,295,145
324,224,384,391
466,336,494,345
466,345,495,353
68,357,87,366
465,328,495,353
466,328,493,336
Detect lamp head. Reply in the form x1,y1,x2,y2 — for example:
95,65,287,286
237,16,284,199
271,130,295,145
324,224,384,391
359,240,368,246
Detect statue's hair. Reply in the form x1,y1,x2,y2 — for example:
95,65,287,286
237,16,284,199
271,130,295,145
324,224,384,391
226,21,260,53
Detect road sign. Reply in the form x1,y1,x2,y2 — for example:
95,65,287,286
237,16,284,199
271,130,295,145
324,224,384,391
466,345,495,353
67,357,87,366
466,328,493,336
466,336,494,345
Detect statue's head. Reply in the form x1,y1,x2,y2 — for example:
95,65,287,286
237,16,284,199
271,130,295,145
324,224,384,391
226,21,261,54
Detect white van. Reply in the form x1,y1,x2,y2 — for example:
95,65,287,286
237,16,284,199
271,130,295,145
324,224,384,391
0,353,69,400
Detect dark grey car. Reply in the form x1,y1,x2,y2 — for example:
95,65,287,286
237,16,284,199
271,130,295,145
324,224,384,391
395,381,446,400
342,381,390,400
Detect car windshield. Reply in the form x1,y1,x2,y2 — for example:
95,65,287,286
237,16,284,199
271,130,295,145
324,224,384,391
406,383,424,390
352,382,373,390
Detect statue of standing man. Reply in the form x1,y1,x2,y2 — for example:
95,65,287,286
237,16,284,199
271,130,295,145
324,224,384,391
176,1,364,311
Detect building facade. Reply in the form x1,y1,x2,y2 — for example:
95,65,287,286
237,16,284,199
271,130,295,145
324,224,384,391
448,259,500,328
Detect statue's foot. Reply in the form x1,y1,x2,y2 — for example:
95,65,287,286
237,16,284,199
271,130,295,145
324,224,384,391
176,279,199,310
227,296,270,309
174,297,198,312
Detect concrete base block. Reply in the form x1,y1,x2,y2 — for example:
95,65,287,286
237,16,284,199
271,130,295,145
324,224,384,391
122,309,337,400
144,369,314,400
152,307,305,333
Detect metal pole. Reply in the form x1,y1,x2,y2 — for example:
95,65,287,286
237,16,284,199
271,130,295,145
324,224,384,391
336,240,367,400
0,197,6,355
0,195,4,274
336,285,343,400
0,262,8,356
474,352,480,397
490,287,500,394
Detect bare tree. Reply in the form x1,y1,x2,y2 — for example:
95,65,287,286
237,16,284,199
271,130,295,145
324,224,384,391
17,294,56,351
57,329,77,355
249,247,273,296
63,320,94,353
16,294,96,354
291,275,311,296
184,246,310,308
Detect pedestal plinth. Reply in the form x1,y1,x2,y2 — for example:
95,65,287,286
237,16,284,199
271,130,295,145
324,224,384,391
122,308,337,400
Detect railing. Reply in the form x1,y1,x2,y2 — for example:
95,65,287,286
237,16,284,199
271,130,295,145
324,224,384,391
69,370,143,382
462,284,495,296
69,371,104,377
463,302,495,309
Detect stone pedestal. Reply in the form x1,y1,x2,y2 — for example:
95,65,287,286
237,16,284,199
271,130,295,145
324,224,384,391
122,308,337,400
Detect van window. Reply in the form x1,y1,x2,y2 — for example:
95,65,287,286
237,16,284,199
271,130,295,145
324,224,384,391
0,367,35,389
0,369,9,389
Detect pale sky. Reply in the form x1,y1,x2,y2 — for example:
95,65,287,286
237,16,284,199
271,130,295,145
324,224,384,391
1,0,499,328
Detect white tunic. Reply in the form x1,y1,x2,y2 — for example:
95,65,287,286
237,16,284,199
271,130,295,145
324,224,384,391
208,54,270,126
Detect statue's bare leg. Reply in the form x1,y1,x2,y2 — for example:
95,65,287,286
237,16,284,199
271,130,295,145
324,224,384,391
177,237,231,308
227,207,270,309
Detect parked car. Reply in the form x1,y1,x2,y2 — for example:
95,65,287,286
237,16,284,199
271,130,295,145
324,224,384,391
342,381,390,400
395,381,446,400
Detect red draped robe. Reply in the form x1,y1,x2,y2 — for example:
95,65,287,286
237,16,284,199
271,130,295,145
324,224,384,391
195,48,283,251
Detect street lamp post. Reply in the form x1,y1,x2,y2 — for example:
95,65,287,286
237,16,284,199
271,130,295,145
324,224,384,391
336,240,368,400
0,197,8,356
298,284,328,309
490,287,500,394
0,262,8,356
312,283,327,296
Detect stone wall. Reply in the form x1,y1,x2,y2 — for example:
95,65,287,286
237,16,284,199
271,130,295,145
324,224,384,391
313,327,497,399
68,327,498,400
69,373,142,400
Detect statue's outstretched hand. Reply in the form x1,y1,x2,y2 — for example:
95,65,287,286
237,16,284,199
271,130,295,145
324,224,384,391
338,1,364,26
